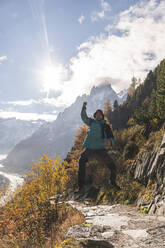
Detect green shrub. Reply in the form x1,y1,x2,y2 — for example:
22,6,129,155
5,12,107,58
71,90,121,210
140,206,149,214
124,199,132,205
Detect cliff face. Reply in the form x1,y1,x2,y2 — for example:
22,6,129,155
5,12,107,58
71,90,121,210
134,133,165,185
133,132,165,215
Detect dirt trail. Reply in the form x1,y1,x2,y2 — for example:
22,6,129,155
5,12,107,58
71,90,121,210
66,201,165,248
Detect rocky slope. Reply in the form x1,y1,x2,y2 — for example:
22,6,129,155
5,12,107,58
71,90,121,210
4,84,127,174
133,132,165,216
56,201,165,248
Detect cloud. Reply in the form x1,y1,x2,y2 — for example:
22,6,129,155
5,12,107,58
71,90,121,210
78,15,85,24
6,98,60,106
0,110,57,122
5,98,66,108
0,56,7,64
104,24,112,32
91,0,111,22
53,0,165,107
6,99,38,106
0,98,65,121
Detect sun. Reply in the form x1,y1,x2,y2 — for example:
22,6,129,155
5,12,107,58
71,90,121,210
42,64,62,92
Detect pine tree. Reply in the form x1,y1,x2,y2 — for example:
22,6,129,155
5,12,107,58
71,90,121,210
149,89,157,118
156,60,165,120
128,76,138,96
104,99,112,117
134,108,149,125
113,99,119,111
108,60,163,129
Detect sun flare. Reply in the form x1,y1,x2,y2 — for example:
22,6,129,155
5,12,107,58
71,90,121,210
42,65,63,92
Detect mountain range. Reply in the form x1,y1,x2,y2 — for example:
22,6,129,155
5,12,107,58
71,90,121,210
3,83,127,174
0,118,45,154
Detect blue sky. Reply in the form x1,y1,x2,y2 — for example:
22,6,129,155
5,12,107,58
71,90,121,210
0,0,165,121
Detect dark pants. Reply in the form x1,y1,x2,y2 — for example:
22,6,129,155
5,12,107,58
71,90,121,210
78,148,117,189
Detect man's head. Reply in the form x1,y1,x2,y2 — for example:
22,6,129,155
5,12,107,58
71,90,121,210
93,109,104,120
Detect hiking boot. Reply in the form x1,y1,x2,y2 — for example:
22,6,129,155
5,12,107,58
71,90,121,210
74,186,85,195
74,186,86,201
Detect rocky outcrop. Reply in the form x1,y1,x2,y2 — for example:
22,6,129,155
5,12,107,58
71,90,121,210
63,201,165,248
133,132,165,216
133,133,165,184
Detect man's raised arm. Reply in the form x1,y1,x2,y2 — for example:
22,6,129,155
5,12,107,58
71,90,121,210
81,102,93,126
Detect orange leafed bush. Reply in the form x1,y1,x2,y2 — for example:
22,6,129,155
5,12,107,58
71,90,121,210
0,155,69,247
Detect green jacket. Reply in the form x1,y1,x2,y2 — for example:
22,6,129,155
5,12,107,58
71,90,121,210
81,106,114,150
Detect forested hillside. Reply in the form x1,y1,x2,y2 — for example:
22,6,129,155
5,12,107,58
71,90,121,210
108,59,165,132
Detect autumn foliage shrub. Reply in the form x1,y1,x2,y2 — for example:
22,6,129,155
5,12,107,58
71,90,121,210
65,124,88,191
113,125,142,154
0,155,69,247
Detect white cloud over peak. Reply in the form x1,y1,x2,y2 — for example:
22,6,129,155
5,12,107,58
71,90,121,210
78,15,85,24
0,56,7,64
52,0,165,107
91,0,111,22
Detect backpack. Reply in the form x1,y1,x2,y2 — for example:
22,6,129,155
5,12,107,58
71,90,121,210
101,123,114,139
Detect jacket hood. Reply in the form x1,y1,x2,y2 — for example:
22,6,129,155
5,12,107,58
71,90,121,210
93,109,104,119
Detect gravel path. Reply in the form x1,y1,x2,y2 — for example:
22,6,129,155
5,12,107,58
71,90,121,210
66,201,165,248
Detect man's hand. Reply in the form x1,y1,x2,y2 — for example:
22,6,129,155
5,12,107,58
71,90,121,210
105,140,112,147
83,102,87,108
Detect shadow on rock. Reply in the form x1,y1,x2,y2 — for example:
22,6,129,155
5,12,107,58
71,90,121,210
79,239,114,248
74,185,100,202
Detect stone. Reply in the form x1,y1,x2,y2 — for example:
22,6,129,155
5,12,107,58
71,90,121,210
122,229,148,239
157,203,165,216
155,194,161,203
149,204,156,215
156,200,164,207
160,133,165,148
